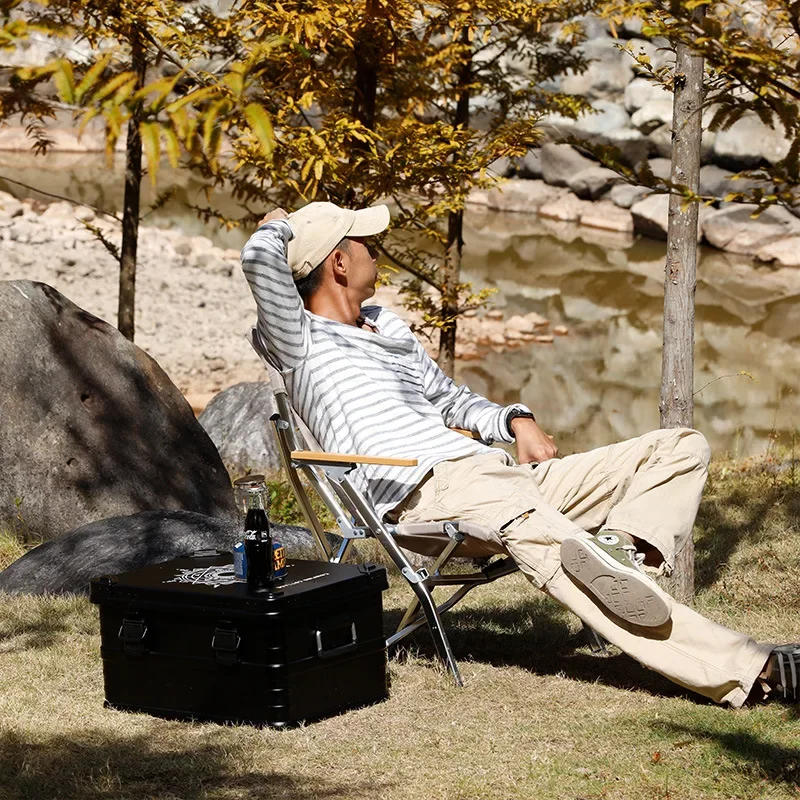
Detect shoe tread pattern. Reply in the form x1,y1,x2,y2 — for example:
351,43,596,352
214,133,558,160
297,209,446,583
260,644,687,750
561,539,670,628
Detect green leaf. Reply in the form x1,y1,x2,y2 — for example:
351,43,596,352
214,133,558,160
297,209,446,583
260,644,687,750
244,102,274,158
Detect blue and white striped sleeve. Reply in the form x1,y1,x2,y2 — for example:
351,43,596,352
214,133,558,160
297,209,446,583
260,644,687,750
412,336,533,444
241,220,311,369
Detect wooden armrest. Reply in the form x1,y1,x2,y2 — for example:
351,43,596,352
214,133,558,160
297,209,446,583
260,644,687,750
290,450,418,467
451,427,481,440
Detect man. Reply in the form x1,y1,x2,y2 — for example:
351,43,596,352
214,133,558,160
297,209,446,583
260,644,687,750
241,200,799,706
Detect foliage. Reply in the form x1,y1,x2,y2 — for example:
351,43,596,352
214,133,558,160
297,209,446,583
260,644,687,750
164,0,598,356
598,0,800,214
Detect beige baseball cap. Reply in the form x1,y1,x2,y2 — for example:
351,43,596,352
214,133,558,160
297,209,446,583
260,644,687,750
286,201,390,281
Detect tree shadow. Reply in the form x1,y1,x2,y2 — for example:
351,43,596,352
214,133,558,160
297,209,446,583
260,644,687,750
694,483,800,591
653,721,800,786
0,598,92,653
385,597,693,703
0,727,384,800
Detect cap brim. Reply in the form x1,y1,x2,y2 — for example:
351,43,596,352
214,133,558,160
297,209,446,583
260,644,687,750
348,205,390,237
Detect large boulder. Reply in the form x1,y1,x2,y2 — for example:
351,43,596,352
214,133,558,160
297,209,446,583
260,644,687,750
0,281,236,540
0,510,317,595
540,144,596,188
702,205,800,255
712,115,792,170
198,381,283,475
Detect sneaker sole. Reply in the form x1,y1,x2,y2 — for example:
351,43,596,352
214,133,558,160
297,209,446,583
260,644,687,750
560,538,671,627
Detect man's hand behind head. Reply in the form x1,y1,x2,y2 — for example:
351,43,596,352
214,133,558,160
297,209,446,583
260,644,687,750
259,208,288,227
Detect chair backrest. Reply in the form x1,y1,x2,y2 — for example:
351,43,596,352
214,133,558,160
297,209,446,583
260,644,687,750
247,327,369,562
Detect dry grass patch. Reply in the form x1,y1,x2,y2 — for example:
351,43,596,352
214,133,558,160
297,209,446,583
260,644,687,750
1,459,799,799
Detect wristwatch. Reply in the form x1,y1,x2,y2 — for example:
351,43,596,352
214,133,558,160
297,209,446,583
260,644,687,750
506,409,535,437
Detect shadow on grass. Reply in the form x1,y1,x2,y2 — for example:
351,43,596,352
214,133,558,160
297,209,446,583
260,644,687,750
0,598,94,653
386,597,691,703
655,722,800,786
694,483,800,591
0,727,382,800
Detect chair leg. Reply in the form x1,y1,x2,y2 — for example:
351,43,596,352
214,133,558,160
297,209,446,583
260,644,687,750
335,478,463,686
395,537,461,635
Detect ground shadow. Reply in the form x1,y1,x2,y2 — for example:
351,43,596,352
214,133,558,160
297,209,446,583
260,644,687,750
654,721,800,786
0,726,384,800
0,599,91,653
694,483,800,591
385,598,693,703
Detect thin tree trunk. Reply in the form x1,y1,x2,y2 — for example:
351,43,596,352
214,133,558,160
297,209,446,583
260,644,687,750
344,0,380,207
437,29,471,377
660,5,705,603
118,39,146,342
438,210,463,377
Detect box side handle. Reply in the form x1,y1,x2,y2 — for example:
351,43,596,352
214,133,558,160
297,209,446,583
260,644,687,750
315,622,358,660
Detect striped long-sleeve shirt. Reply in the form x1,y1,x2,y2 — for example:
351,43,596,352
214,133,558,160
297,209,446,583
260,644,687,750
241,219,533,520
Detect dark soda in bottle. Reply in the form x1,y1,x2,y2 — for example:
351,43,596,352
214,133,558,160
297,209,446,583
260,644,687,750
233,475,275,593
244,505,274,592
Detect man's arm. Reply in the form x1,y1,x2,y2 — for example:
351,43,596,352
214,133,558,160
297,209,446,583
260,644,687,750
412,336,557,461
240,212,310,370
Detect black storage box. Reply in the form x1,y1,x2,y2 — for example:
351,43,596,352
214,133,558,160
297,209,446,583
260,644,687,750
90,552,389,727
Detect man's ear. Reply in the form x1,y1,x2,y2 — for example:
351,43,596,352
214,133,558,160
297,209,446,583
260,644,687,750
330,247,348,279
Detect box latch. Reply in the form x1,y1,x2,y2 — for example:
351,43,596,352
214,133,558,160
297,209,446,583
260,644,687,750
118,617,148,656
212,626,241,666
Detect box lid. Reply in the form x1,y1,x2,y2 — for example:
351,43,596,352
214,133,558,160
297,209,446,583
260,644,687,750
90,552,388,612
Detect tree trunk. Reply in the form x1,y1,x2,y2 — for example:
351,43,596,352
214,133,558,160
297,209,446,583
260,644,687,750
344,0,380,206
660,5,705,604
438,210,463,377
437,29,471,377
117,40,146,342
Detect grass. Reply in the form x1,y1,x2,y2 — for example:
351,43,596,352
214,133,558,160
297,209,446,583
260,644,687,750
0,457,799,800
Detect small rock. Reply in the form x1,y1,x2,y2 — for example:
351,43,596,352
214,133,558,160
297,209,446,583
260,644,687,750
538,192,592,223
489,332,506,345
174,238,193,257
486,309,504,321
540,144,595,188
506,315,535,334
74,206,96,223
567,166,619,201
514,148,543,180
206,357,227,372
553,325,569,335
610,183,651,209
485,179,559,214
40,200,76,220
0,192,23,218
534,334,555,344
580,201,634,234
755,235,800,267
631,99,674,135
505,329,525,341
624,77,671,114
525,312,550,329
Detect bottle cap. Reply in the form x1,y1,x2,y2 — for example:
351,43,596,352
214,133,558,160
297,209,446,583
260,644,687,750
233,475,269,514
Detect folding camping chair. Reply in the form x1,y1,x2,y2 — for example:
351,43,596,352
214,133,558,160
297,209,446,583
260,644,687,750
247,327,525,686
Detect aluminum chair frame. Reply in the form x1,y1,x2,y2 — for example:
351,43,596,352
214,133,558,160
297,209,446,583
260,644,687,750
248,328,521,686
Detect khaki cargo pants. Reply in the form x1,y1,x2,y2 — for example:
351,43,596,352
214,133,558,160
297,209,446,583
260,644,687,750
398,428,772,707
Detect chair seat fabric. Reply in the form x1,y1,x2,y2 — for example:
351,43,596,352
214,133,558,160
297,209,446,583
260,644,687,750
394,521,504,559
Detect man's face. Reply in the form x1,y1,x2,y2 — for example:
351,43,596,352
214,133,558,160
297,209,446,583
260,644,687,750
345,236,380,299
